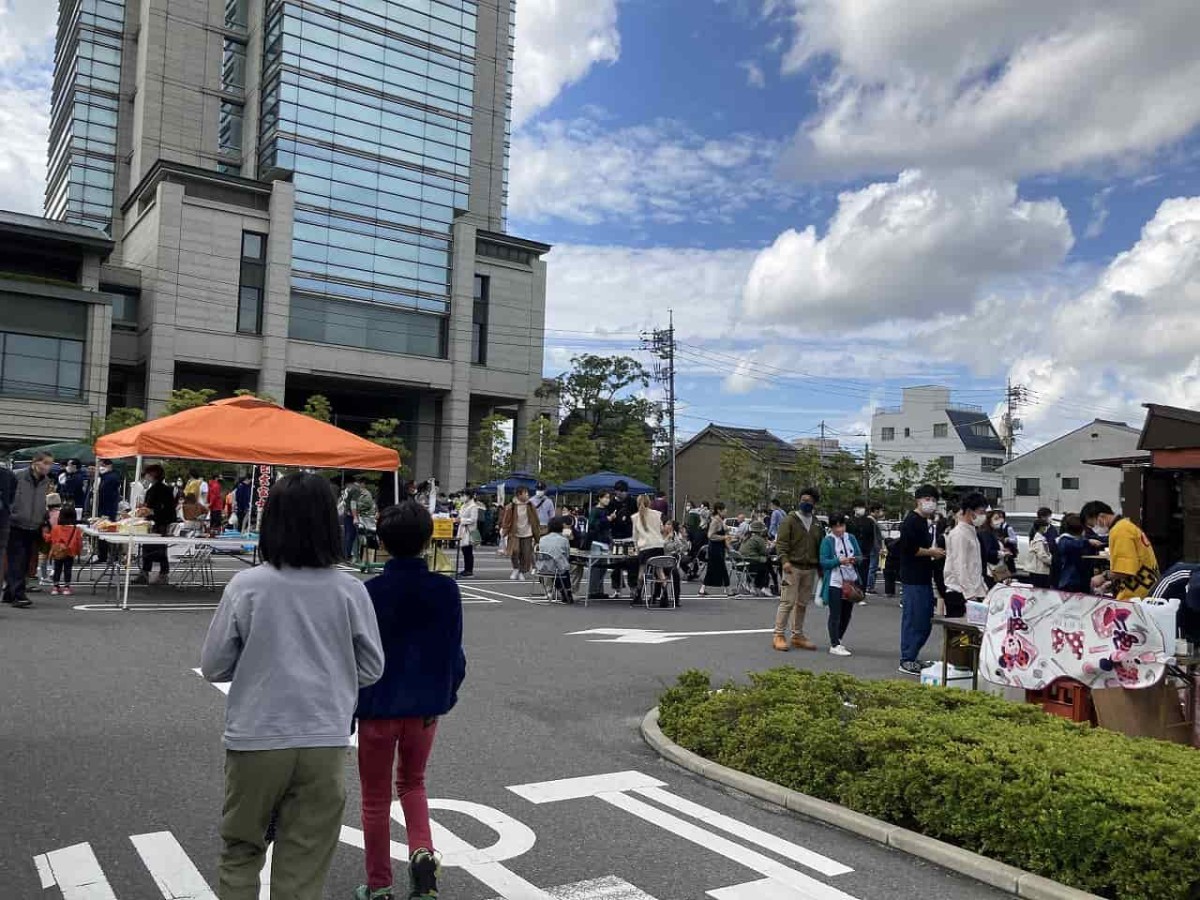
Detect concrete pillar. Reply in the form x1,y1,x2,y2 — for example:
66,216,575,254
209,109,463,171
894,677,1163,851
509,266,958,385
443,218,477,490
85,301,113,424
514,399,531,471
259,179,294,401
143,181,185,416
414,393,438,482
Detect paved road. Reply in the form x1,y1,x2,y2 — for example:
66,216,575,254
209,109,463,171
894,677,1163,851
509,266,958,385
0,550,1008,900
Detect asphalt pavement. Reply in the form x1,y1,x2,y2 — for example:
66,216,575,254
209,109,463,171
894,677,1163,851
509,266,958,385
0,549,1009,900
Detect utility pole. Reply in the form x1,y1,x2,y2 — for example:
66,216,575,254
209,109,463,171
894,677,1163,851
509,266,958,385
642,312,677,517
863,442,870,499
1001,380,1029,461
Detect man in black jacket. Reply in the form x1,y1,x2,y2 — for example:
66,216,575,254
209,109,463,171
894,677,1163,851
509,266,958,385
849,499,876,594
133,464,177,584
3,452,53,607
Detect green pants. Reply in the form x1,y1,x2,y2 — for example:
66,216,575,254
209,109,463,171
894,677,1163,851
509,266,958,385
219,747,347,900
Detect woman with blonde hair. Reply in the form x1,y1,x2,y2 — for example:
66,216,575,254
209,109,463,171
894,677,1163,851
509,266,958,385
632,493,665,605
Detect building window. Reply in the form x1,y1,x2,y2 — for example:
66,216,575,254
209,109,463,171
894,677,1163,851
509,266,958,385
472,274,489,365
1061,477,1080,490
971,423,994,438
938,456,955,469
219,101,244,157
1015,478,1041,497
222,39,246,93
903,427,911,438
880,427,895,441
109,291,138,328
981,457,1004,472
224,0,248,29
238,231,266,334
0,332,84,399
933,423,948,438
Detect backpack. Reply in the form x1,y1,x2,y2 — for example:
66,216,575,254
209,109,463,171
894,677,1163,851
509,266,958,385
49,526,77,561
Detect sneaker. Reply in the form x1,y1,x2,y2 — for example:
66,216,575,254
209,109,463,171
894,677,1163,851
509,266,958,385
457,571,474,578
12,597,32,608
132,574,149,585
518,572,527,582
509,570,520,581
898,661,923,676
50,586,62,596
353,886,394,900
829,644,852,657
409,848,439,898
62,586,74,597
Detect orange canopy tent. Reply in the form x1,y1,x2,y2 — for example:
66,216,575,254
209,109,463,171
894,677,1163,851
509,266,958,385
94,396,400,471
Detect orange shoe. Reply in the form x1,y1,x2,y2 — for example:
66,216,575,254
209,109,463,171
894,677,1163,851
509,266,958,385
772,634,789,652
791,635,817,650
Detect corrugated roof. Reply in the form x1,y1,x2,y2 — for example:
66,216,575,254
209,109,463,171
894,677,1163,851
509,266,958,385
0,209,112,250
945,409,1005,453
679,424,796,459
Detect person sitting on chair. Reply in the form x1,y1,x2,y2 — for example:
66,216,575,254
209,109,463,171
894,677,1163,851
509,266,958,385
739,519,773,597
536,516,573,604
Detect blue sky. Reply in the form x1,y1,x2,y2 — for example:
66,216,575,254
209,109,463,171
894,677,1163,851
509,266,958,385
2,0,1199,453
505,0,1200,451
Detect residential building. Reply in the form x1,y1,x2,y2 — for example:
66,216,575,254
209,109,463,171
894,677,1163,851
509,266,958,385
792,436,840,453
996,419,1139,513
44,0,549,488
871,385,1005,500
670,424,798,511
0,211,116,451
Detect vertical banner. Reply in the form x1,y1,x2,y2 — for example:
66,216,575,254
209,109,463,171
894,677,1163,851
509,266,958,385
253,465,273,530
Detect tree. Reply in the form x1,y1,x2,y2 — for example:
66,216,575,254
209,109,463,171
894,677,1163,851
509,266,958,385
164,388,216,415
467,413,511,484
547,354,662,464
522,416,560,481
605,422,654,486
863,449,886,504
366,417,409,478
888,456,921,503
301,394,332,423
234,388,279,404
719,446,764,512
550,423,601,483
88,407,146,443
921,458,955,495
791,446,824,498
823,449,865,513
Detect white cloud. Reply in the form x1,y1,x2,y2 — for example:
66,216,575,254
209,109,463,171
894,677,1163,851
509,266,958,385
0,0,56,214
545,243,759,341
738,60,766,89
511,118,807,226
773,1,1200,179
741,169,1073,328
512,0,620,127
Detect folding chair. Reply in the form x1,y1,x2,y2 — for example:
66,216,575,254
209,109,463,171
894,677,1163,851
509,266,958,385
642,556,678,609
726,549,753,597
531,551,565,604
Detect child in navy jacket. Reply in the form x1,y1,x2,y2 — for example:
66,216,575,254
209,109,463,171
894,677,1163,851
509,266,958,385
354,502,467,900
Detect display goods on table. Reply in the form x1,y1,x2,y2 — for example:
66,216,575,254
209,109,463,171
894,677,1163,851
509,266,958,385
980,585,1171,691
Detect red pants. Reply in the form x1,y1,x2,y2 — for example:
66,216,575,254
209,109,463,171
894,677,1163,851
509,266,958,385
357,717,439,890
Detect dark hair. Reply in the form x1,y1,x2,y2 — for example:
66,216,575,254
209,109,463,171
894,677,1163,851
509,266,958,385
59,505,77,525
1080,500,1113,522
68,458,81,468
188,469,199,478
868,501,884,513
713,501,726,515
1037,506,1053,519
377,501,432,558
98,458,112,466
548,515,566,533
1062,513,1084,536
771,497,782,507
614,480,629,492
536,481,547,491
514,485,530,497
259,473,343,568
597,490,611,501
959,492,988,513
828,513,848,527
852,498,866,508
914,484,940,500
800,486,820,502
143,464,164,480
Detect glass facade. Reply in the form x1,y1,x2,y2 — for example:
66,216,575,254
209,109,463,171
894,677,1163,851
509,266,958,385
259,0,477,358
46,0,125,234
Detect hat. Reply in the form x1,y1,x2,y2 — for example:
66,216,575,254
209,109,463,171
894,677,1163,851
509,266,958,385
46,492,62,507
750,519,766,534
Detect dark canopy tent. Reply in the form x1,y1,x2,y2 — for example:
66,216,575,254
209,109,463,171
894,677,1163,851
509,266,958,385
555,471,655,496
7,441,95,465
474,471,554,495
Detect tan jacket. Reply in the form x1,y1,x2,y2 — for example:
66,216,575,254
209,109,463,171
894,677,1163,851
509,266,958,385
500,500,542,554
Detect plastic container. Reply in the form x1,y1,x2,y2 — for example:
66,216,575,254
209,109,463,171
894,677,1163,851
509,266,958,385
920,662,974,690
1134,595,1179,644
965,600,989,626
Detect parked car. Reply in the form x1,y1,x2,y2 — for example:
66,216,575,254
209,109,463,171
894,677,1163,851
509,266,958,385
1002,512,1063,573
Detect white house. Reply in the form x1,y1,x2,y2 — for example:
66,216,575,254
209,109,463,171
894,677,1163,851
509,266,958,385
996,419,1140,513
871,385,1006,500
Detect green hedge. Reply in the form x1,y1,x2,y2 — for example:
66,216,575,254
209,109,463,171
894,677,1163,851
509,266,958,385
658,669,1200,900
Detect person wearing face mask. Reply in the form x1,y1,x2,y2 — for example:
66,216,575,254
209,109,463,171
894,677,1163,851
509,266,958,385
772,488,825,651
943,493,989,618
897,485,946,675
456,490,480,578
990,509,1019,567
1081,500,1159,600
3,451,53,608
531,482,555,531
586,491,617,599
848,499,876,597
95,459,123,561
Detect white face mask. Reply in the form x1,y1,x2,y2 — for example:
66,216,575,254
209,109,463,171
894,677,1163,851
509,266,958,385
536,490,545,497
919,499,937,516
854,507,866,516
1093,523,1109,537
973,513,988,527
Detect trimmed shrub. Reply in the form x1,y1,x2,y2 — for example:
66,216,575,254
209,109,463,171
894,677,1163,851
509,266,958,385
658,669,1200,900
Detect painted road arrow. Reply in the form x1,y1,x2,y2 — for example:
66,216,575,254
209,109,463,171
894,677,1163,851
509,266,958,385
567,627,774,644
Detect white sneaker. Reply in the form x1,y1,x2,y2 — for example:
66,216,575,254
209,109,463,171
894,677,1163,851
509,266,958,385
829,644,852,657
510,570,520,581
759,588,773,598
519,572,527,581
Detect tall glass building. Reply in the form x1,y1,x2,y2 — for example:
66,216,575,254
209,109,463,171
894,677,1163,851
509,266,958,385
44,0,552,489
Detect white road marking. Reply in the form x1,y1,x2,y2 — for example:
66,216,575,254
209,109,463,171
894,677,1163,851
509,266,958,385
510,771,666,804
708,877,826,899
37,842,118,899
599,793,858,900
567,627,775,644
459,584,532,602
75,603,219,612
632,787,850,877
33,853,54,888
130,831,217,899
485,875,659,899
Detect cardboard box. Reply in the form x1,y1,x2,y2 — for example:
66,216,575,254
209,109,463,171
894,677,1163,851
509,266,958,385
1092,683,1193,745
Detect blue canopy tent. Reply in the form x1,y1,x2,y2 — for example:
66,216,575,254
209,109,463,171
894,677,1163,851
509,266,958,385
474,471,554,495
555,471,656,496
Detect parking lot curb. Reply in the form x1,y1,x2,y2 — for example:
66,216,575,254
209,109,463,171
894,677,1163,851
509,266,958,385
640,707,1102,900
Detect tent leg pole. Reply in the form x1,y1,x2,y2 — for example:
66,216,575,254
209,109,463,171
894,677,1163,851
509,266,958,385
394,470,400,508
132,455,142,506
